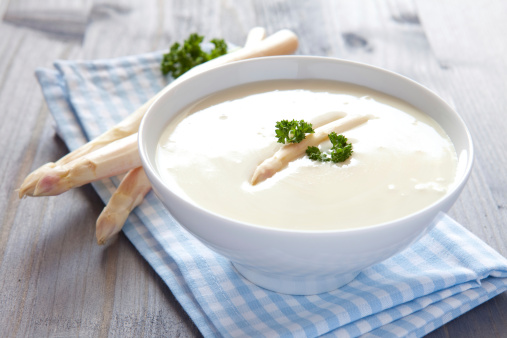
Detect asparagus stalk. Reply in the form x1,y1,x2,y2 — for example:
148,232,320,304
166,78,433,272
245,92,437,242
95,167,151,245
244,27,267,48
18,100,152,198
33,134,141,196
95,28,270,245
251,114,371,185
19,29,299,198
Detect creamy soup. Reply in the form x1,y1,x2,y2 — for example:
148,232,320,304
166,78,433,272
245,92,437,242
156,80,458,230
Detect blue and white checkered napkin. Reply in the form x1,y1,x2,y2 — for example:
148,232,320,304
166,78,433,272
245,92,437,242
35,51,507,337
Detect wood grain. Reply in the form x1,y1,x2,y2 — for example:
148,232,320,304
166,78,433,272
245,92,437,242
1,0,506,337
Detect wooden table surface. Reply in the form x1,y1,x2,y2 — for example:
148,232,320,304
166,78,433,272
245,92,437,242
1,0,506,336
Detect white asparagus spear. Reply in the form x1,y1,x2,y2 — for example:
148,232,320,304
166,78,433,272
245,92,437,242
19,29,299,198
308,111,346,128
95,167,151,245
95,28,270,245
251,114,372,185
18,98,153,198
244,27,267,48
33,134,141,196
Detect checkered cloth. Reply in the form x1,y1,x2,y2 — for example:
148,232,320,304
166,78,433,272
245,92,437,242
35,51,507,337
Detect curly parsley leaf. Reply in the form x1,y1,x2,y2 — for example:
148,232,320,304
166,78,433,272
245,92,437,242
328,132,348,149
160,33,228,78
209,38,228,59
306,146,331,162
275,119,315,144
306,132,353,163
329,133,353,162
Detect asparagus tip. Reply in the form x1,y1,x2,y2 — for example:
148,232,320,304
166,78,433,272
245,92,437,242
96,213,125,245
251,159,277,185
33,170,68,196
17,188,27,199
19,163,58,198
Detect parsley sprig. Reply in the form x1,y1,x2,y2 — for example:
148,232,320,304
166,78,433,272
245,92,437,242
275,119,315,144
306,132,353,163
160,33,228,78
275,119,354,163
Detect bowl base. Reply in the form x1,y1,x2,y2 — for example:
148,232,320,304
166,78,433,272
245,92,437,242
232,262,359,295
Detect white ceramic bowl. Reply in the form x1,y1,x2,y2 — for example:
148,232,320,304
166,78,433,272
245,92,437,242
139,56,473,295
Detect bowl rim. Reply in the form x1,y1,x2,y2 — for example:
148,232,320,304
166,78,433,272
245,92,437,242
138,55,474,235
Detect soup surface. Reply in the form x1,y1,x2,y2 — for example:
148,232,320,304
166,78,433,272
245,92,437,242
156,80,457,230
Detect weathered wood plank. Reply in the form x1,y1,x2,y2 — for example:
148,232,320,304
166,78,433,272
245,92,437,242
1,0,506,337
415,1,507,336
4,0,92,40
0,2,197,336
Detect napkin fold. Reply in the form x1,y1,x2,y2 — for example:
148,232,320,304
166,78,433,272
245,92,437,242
35,51,507,338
